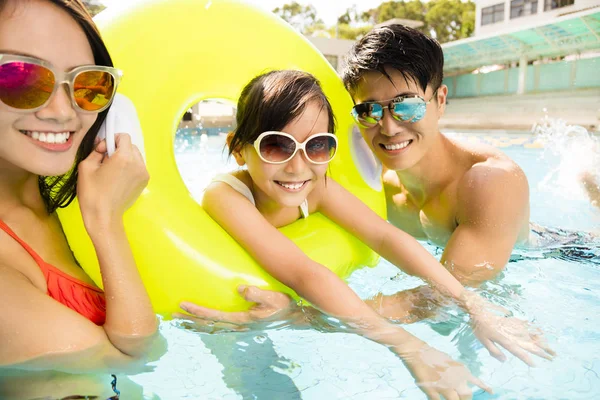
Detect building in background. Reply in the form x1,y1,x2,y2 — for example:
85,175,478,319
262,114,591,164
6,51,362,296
476,0,598,37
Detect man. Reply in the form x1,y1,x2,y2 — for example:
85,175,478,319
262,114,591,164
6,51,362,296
341,24,532,320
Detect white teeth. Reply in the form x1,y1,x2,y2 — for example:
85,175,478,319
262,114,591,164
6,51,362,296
384,140,411,151
25,131,71,144
277,181,305,190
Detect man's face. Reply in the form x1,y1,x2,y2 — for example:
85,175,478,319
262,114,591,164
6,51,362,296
351,68,447,172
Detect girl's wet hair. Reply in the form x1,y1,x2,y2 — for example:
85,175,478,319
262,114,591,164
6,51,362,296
0,0,114,213
228,70,336,155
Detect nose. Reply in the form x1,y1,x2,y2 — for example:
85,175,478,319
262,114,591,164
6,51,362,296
378,107,400,137
283,149,309,174
35,84,77,123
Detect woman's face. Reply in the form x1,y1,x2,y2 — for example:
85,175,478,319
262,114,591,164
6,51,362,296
0,0,97,177
236,101,331,209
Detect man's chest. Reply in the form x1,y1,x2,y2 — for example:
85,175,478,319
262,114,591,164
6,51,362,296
385,185,459,246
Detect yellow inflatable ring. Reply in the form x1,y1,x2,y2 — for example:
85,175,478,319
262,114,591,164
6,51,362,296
57,0,386,315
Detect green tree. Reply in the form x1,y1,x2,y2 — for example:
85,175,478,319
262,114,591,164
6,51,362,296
273,1,323,34
81,0,106,17
426,0,475,43
361,0,475,43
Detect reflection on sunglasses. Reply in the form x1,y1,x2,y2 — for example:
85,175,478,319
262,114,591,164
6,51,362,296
253,131,338,165
0,53,120,113
351,93,435,127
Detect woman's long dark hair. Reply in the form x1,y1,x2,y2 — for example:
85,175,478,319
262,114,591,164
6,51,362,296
0,0,114,213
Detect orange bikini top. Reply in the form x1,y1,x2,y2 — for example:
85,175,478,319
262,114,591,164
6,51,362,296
0,219,106,325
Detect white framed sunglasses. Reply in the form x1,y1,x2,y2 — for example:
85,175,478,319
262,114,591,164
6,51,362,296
0,53,122,113
253,131,338,165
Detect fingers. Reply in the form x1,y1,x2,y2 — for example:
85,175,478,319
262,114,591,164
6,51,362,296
480,337,507,362
456,383,473,400
531,333,556,357
498,339,535,367
238,285,291,308
94,139,107,154
179,302,251,324
516,339,554,361
420,389,440,400
113,132,132,152
438,390,460,400
468,375,493,394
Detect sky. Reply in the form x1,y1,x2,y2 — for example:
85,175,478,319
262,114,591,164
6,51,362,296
99,0,386,27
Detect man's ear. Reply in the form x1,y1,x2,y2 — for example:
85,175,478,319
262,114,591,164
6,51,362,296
226,131,246,166
436,84,448,118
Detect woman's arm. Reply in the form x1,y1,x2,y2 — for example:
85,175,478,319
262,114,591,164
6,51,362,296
76,135,158,357
0,264,152,373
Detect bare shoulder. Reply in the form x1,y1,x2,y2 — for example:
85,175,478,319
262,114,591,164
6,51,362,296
455,139,528,197
452,140,529,222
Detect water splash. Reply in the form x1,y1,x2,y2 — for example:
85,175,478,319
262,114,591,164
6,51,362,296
534,117,600,200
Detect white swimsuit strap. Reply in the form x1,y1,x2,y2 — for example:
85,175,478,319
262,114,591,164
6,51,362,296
299,199,309,219
211,174,308,217
210,173,255,206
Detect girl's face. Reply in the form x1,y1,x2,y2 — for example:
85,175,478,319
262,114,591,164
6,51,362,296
0,0,97,177
234,101,331,209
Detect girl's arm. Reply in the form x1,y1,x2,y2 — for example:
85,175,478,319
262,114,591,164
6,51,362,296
202,181,491,397
318,178,554,365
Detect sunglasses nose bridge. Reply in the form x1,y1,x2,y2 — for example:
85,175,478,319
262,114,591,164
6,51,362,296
283,147,310,171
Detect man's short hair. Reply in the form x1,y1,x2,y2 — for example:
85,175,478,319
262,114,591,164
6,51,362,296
342,24,444,96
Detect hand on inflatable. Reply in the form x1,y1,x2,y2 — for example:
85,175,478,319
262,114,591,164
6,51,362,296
77,133,149,225
175,285,300,332
399,342,493,400
464,294,555,366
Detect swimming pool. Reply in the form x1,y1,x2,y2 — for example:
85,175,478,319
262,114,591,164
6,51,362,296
127,129,599,400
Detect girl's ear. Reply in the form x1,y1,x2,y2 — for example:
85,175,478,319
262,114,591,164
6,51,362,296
227,131,246,166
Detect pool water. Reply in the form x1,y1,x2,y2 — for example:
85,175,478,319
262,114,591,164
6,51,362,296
127,130,600,400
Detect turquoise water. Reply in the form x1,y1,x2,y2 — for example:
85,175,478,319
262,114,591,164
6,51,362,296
125,131,600,399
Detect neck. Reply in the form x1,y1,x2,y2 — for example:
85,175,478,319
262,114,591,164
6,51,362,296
395,132,458,207
0,162,47,218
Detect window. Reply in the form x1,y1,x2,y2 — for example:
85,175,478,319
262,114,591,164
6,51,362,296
482,3,505,26
544,0,574,11
511,0,538,18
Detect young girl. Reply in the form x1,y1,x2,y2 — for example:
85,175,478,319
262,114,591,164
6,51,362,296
183,70,553,398
0,0,158,393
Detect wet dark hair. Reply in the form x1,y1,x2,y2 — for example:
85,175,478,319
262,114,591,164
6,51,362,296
228,70,336,155
0,0,114,213
342,24,444,97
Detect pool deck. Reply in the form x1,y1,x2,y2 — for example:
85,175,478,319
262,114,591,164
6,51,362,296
440,88,600,133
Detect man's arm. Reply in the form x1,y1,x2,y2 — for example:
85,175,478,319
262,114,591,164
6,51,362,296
440,159,530,286
371,159,530,322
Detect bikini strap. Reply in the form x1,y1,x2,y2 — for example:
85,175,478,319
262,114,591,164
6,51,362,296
0,219,45,265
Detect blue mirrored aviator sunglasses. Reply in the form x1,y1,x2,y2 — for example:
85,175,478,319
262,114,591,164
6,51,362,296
350,93,436,128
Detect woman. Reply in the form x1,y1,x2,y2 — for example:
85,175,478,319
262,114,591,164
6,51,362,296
0,0,158,396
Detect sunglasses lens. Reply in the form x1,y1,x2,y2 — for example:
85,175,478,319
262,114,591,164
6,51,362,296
73,70,115,111
259,133,296,163
306,135,337,163
0,61,54,109
352,103,382,127
392,98,426,122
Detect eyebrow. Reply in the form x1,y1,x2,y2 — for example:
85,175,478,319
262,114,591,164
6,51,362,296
361,92,419,103
1,50,94,71
0,49,46,59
